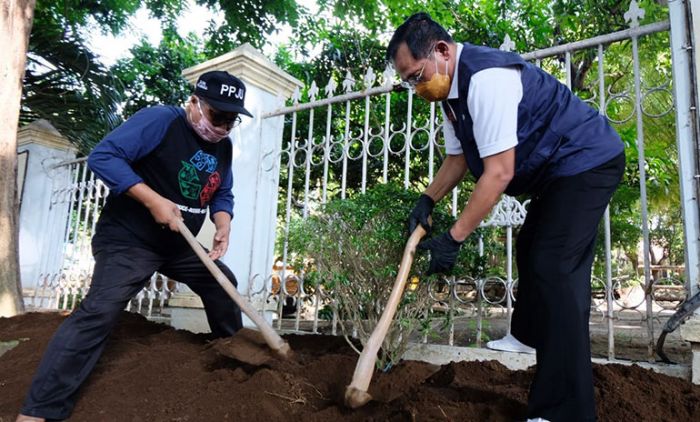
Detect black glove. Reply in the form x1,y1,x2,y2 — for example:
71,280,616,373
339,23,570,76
418,230,464,275
408,194,435,236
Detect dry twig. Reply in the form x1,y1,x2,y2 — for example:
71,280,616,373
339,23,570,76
264,390,307,405
438,404,452,421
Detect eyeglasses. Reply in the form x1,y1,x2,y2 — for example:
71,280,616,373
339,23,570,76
199,99,242,128
400,59,428,90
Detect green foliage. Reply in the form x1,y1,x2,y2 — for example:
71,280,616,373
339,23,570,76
285,183,493,279
36,0,143,34
287,183,429,277
112,26,206,117
286,183,436,367
283,182,498,367
198,0,301,54
21,1,190,151
23,0,301,149
21,4,127,152
101,0,303,115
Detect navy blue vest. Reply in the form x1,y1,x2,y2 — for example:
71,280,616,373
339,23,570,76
445,43,624,196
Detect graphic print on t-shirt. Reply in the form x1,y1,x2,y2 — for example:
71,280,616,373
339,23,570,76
177,150,219,201
200,171,221,206
178,161,201,199
190,150,217,173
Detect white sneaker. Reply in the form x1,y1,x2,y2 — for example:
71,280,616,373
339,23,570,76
526,418,550,422
486,333,535,354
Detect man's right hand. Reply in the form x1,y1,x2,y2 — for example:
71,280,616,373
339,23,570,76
127,183,182,231
146,196,182,231
408,193,435,236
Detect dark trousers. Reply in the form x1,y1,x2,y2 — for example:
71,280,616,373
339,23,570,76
511,153,624,422
21,244,243,420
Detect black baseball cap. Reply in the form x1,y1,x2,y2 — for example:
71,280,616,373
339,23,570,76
194,70,253,117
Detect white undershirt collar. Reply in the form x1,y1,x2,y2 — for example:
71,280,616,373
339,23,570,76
448,43,463,100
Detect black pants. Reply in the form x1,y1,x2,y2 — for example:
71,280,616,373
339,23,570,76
21,243,243,420
511,153,624,422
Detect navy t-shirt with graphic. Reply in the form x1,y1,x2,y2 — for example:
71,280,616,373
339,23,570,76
87,105,234,254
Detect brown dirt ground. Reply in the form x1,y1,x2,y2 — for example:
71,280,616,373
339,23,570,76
1,311,699,421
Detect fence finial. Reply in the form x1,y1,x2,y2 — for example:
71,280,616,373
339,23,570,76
364,67,376,89
343,70,355,93
499,34,515,52
325,78,337,98
309,81,319,101
382,65,396,88
624,0,645,28
291,86,302,104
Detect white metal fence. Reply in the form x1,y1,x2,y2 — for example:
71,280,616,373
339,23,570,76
29,158,180,317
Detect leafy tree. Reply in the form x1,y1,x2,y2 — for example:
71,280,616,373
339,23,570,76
22,0,303,149
111,25,206,117
18,1,173,152
198,0,301,55
105,0,304,118
21,18,124,152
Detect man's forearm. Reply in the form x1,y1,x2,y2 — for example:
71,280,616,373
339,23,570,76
424,154,469,202
450,174,509,241
127,182,182,228
450,149,514,241
126,182,163,209
212,211,232,230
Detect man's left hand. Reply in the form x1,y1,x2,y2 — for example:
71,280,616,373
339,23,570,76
418,230,464,275
209,226,230,260
209,211,232,260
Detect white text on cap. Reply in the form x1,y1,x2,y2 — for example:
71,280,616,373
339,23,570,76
220,84,244,100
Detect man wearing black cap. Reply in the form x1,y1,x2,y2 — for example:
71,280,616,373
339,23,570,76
16,71,253,422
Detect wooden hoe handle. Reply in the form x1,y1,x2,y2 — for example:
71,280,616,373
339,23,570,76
344,224,428,408
176,219,291,359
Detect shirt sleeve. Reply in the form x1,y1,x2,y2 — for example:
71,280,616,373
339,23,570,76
441,107,463,155
87,106,180,195
467,67,522,158
209,161,234,220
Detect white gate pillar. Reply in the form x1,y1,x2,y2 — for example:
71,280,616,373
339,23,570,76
670,0,700,384
178,44,301,328
17,120,76,295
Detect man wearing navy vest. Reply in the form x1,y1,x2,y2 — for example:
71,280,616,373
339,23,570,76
17,71,253,422
388,13,624,422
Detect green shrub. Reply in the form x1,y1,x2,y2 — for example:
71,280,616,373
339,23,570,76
284,182,490,368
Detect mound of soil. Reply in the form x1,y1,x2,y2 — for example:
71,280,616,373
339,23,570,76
1,312,699,421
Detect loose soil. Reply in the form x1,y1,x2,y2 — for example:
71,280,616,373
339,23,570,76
1,312,699,421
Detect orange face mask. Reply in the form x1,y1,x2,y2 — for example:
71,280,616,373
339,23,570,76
415,58,450,102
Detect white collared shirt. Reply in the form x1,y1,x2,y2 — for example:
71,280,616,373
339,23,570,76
442,43,522,158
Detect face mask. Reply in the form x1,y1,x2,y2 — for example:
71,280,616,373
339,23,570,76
191,101,231,143
415,58,450,102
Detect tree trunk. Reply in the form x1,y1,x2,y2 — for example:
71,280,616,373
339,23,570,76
0,0,36,317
